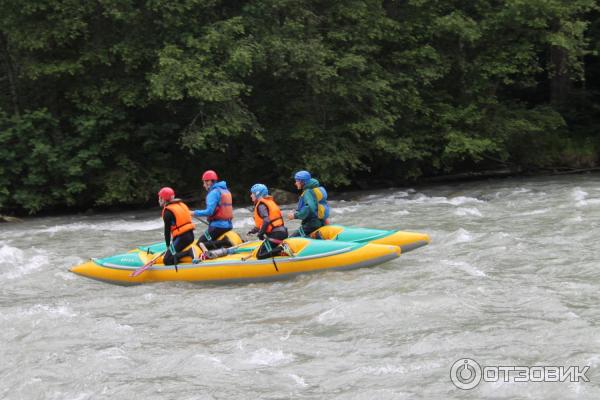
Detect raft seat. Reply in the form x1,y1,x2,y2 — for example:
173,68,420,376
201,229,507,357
311,225,344,240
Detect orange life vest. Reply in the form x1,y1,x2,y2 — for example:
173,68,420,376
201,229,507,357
253,196,284,233
208,188,233,222
161,201,195,238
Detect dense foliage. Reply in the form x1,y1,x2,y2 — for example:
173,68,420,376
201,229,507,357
1,0,599,214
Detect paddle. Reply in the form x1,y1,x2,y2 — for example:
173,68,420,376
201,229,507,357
195,218,209,225
129,251,165,277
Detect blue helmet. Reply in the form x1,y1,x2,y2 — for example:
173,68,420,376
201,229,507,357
294,170,311,182
250,183,268,198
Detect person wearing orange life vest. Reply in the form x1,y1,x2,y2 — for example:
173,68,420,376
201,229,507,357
190,170,234,249
158,187,195,265
247,184,289,259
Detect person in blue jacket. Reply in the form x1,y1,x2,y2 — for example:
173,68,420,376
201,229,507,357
190,170,234,249
286,170,330,237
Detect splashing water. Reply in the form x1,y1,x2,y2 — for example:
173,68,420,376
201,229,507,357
1,174,600,399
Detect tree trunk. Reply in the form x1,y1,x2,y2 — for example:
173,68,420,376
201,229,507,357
549,20,571,109
0,31,20,117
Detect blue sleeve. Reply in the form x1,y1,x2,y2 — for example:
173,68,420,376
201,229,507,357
193,191,219,217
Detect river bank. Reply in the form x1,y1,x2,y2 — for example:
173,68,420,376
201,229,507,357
2,167,600,220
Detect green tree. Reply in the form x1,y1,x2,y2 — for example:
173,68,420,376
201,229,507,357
1,0,599,214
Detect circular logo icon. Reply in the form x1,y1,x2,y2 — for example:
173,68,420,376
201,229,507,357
450,358,482,390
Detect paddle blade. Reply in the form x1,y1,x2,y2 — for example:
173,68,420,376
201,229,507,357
129,254,161,277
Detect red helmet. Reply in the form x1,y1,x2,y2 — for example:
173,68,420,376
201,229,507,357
202,170,218,181
157,187,175,201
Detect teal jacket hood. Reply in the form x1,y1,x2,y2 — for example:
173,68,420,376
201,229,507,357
303,178,320,189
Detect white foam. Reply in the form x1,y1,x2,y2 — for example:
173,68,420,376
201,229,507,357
394,194,485,206
573,188,588,202
574,195,600,207
410,194,447,204
102,319,133,332
33,210,257,235
446,260,486,277
0,243,23,263
193,354,232,371
392,210,410,216
447,228,474,244
586,354,600,368
1,304,79,321
280,329,293,341
454,207,483,217
38,219,162,235
517,208,551,216
331,205,361,215
0,244,49,280
446,196,486,206
572,187,592,207
98,347,129,360
55,271,77,281
233,217,254,229
359,365,407,375
248,348,294,366
62,394,92,400
316,306,344,323
142,293,154,301
566,215,583,223
289,374,308,387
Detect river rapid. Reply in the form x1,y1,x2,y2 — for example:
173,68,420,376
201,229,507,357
1,175,599,399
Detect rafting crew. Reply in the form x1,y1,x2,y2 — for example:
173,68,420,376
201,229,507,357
247,184,289,259
190,170,234,249
158,187,195,265
155,168,331,261
287,170,330,237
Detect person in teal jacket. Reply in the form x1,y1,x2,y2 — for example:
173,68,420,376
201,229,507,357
286,170,330,237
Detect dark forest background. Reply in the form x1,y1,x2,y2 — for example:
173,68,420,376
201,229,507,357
1,0,599,214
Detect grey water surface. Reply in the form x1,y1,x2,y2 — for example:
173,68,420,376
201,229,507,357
1,175,600,399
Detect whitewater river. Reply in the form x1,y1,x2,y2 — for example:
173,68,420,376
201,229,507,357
1,175,600,399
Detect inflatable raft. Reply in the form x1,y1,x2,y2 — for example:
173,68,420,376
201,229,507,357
132,225,430,255
309,225,430,252
70,238,401,285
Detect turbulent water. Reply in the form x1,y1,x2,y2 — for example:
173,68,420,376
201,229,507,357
1,175,600,399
